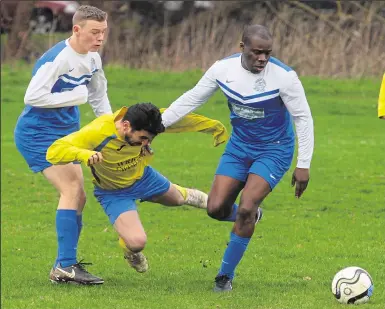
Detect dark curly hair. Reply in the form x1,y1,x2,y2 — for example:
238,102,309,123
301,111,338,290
122,103,165,136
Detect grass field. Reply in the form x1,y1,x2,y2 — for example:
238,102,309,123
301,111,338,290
1,64,384,309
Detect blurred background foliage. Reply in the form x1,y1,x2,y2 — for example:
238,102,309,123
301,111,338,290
1,0,384,77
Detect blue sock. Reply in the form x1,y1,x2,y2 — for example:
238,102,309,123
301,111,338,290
77,214,83,241
55,209,78,268
218,232,251,279
220,204,238,222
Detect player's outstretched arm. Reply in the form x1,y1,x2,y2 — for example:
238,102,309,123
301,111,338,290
46,121,105,166
161,62,220,128
160,109,229,147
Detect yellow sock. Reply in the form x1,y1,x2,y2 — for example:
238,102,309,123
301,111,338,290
173,184,187,200
118,237,130,254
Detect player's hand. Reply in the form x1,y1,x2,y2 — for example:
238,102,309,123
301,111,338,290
291,168,310,199
88,152,103,166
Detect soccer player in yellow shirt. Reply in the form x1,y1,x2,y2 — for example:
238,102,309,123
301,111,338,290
46,102,228,285
378,73,385,119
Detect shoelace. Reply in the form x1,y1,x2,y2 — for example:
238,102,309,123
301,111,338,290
75,260,93,273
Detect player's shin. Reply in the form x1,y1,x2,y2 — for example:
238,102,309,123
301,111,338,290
218,232,251,279
55,209,79,267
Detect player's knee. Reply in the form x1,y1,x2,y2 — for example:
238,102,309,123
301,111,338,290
207,198,229,220
61,184,85,202
236,207,255,225
126,234,147,252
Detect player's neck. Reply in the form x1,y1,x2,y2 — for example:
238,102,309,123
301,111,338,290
240,54,250,72
68,36,88,55
115,121,124,140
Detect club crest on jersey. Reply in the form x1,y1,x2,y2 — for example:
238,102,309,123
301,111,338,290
91,58,97,73
253,78,266,92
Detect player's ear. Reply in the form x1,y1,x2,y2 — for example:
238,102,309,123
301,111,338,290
73,25,81,36
124,120,132,132
240,41,245,51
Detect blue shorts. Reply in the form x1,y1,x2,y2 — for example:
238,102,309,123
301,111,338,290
216,136,295,190
94,166,171,224
14,106,80,173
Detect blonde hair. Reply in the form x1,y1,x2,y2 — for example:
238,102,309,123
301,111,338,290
72,5,107,26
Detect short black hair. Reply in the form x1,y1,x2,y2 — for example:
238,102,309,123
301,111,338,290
123,103,165,136
242,24,272,46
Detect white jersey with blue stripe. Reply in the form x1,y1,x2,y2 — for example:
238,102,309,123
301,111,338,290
162,53,314,168
23,38,112,126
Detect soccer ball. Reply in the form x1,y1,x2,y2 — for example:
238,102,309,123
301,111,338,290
331,266,374,305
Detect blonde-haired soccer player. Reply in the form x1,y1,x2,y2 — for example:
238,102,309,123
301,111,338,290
47,102,229,285
378,73,385,119
14,5,111,285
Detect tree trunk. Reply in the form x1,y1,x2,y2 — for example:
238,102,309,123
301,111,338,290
4,1,34,61
99,1,123,65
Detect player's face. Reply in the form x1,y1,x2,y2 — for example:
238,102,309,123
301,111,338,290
124,130,154,147
240,36,273,74
121,121,154,146
73,20,108,53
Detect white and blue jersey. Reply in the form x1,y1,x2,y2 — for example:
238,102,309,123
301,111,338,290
14,39,112,172
162,53,314,188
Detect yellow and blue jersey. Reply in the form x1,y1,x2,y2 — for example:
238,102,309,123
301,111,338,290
47,107,228,190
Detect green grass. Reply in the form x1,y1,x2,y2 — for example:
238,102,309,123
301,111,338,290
1,64,384,309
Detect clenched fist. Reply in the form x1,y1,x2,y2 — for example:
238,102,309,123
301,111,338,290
88,152,103,166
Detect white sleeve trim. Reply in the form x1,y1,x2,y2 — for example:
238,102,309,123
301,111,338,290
280,72,314,168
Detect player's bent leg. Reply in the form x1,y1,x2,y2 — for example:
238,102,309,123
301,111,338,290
235,174,271,237
214,174,270,292
207,175,244,220
114,211,149,273
149,184,208,209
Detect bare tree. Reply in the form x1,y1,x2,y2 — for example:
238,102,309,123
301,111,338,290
4,1,34,61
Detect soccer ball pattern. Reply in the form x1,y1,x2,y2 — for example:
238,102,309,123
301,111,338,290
331,267,374,305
